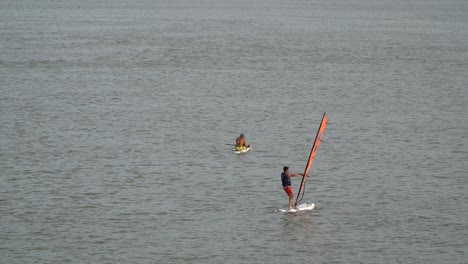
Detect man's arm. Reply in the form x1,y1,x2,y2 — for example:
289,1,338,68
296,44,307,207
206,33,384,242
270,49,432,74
289,173,304,177
242,138,249,147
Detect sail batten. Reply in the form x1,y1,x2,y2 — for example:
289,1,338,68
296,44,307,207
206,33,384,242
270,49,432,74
295,113,327,206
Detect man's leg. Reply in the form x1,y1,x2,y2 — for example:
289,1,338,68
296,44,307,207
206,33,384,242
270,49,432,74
288,194,294,209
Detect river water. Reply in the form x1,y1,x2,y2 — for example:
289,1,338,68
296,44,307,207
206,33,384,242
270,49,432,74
1,0,467,263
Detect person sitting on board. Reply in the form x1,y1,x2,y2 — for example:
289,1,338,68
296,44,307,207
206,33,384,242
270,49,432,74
281,166,304,210
235,133,250,151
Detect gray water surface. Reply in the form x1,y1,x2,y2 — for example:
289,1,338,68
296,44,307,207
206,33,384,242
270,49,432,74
1,0,467,263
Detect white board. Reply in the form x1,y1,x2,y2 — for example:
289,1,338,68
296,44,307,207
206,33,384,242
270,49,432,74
233,146,251,154
277,202,315,213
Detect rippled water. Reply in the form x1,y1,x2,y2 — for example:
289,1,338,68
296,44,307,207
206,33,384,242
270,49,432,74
1,0,467,263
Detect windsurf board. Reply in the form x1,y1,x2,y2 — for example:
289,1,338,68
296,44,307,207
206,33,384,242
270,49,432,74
278,202,315,213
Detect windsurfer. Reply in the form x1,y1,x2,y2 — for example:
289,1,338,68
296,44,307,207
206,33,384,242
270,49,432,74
235,133,250,151
281,166,304,210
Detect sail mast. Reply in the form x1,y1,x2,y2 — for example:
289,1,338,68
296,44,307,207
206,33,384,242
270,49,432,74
295,112,327,206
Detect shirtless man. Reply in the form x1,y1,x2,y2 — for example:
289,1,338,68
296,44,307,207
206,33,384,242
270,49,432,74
235,133,250,151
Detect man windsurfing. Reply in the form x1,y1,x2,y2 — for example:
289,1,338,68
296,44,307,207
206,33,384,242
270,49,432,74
281,166,305,210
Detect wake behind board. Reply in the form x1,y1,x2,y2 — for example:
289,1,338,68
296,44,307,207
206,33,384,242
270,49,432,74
233,146,251,154
278,202,315,213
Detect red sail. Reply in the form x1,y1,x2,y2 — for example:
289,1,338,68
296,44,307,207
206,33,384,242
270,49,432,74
295,113,327,206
